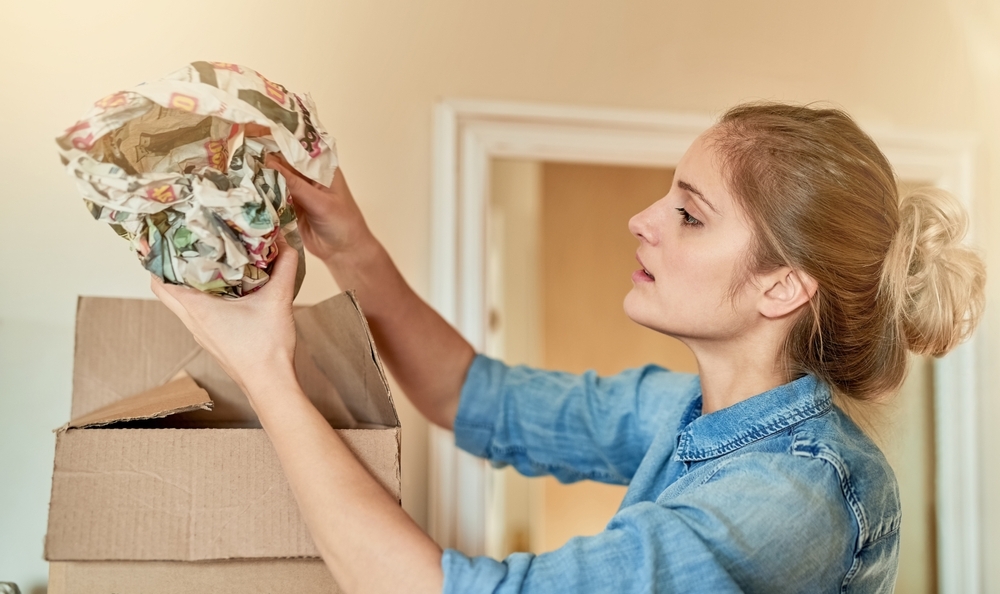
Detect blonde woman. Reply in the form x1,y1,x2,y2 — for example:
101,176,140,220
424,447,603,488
153,103,985,593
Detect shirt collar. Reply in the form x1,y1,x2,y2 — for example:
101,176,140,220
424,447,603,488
674,374,831,462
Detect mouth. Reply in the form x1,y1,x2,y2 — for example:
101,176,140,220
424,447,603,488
634,253,655,281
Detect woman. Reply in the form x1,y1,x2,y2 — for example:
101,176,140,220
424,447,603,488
152,103,985,593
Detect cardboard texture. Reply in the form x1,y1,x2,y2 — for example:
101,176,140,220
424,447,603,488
48,560,340,594
46,292,400,587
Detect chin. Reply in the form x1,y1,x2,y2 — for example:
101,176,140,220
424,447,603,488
622,289,642,322
624,292,661,332
624,292,691,339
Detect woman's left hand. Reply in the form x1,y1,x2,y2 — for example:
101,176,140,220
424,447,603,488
155,232,445,594
150,234,300,395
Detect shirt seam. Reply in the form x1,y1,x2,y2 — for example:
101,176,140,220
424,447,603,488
866,524,900,546
789,427,872,593
791,440,869,549
840,526,901,593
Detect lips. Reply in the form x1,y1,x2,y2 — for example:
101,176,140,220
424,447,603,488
635,253,655,281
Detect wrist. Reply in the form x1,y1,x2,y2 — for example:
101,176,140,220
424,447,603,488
238,356,299,406
324,232,385,275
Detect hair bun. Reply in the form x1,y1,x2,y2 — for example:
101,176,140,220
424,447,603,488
885,187,985,356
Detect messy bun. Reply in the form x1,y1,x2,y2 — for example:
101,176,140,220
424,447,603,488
714,103,985,401
882,188,985,357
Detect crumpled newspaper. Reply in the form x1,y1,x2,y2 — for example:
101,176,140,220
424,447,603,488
57,61,338,297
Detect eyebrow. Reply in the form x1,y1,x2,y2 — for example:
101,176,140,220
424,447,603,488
677,179,720,215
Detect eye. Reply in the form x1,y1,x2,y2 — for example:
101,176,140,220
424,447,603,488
675,207,703,227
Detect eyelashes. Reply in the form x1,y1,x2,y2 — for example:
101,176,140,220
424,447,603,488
675,207,703,227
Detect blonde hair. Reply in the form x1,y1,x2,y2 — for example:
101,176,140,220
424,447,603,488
714,103,985,401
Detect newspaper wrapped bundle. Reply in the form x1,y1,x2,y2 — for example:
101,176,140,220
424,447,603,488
57,61,338,297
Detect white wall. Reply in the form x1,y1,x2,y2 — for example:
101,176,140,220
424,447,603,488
2,0,998,590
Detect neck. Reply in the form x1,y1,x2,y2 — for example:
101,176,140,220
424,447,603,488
684,328,790,415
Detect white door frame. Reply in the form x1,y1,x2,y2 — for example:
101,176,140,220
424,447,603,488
427,98,982,593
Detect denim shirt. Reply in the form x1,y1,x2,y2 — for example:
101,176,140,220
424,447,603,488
441,355,900,593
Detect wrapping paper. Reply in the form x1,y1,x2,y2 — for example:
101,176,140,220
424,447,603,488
57,61,338,297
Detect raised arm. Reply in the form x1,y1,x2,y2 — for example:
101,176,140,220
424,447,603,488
151,237,444,594
270,157,474,429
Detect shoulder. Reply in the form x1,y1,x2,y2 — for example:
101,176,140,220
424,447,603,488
696,447,856,520
657,382,900,593
684,403,900,551
663,449,855,591
788,407,901,547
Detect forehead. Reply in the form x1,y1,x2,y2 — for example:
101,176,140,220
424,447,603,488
677,130,724,181
676,130,733,213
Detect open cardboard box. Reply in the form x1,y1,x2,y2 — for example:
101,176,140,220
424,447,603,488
45,293,400,593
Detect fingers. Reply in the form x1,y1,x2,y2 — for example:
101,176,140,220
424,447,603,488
264,153,290,172
150,275,191,323
267,155,325,190
266,232,300,297
149,274,173,305
151,273,217,315
271,167,334,220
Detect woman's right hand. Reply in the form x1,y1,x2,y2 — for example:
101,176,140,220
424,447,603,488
267,152,474,430
266,155,373,265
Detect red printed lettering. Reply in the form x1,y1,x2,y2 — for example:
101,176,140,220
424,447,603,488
72,133,95,151
146,185,177,203
168,93,198,112
205,139,228,171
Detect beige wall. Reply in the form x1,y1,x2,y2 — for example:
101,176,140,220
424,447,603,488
1,0,998,590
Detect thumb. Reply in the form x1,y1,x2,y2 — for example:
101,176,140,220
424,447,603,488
269,159,330,216
265,232,300,297
267,154,323,189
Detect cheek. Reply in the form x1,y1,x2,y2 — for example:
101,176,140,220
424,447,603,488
660,244,746,314
662,244,727,290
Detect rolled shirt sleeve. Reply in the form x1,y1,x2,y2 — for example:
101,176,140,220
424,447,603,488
454,354,697,485
441,452,856,593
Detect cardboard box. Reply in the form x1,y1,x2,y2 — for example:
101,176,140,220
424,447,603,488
48,560,338,594
45,293,400,593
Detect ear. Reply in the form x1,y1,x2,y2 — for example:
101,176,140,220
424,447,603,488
758,267,818,319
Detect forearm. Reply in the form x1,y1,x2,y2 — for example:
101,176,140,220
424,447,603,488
245,367,444,594
325,238,474,429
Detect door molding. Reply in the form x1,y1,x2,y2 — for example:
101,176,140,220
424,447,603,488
428,98,981,593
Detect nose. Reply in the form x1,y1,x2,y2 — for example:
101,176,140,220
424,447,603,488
628,197,664,245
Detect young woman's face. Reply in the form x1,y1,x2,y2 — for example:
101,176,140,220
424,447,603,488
624,130,759,342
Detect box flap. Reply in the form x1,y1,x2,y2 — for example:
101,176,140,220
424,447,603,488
294,292,398,427
70,292,396,428
63,371,212,430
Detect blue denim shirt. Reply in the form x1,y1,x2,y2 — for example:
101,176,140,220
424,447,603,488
442,355,900,593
